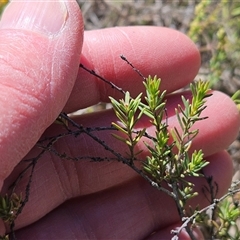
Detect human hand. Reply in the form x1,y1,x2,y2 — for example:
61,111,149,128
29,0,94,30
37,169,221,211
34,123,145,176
0,1,239,239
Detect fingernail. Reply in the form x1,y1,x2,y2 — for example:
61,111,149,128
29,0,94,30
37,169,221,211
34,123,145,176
0,1,68,35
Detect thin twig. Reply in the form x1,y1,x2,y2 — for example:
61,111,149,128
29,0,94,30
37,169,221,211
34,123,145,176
120,55,146,80
79,63,126,95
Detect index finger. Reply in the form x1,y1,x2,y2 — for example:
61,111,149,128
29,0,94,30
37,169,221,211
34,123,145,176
64,26,201,112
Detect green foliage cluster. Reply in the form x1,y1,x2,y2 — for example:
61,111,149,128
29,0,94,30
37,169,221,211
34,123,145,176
109,91,146,162
0,193,22,224
110,74,240,239
194,180,240,239
111,76,210,187
188,0,240,87
232,90,240,111
0,193,22,239
0,0,8,16
217,196,240,239
110,75,212,238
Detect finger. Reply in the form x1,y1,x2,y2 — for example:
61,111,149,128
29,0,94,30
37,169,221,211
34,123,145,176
5,90,238,229
0,1,83,187
14,151,231,239
64,26,201,112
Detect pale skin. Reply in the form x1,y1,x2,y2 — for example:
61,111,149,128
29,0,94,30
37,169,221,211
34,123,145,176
0,1,239,239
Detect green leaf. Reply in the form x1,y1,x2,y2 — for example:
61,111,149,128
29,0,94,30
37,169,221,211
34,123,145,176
111,122,128,135
111,133,127,143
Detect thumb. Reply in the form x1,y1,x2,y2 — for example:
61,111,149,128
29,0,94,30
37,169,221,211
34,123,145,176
0,1,83,186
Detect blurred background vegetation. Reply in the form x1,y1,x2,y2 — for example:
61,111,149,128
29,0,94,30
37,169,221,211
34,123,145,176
0,0,8,15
